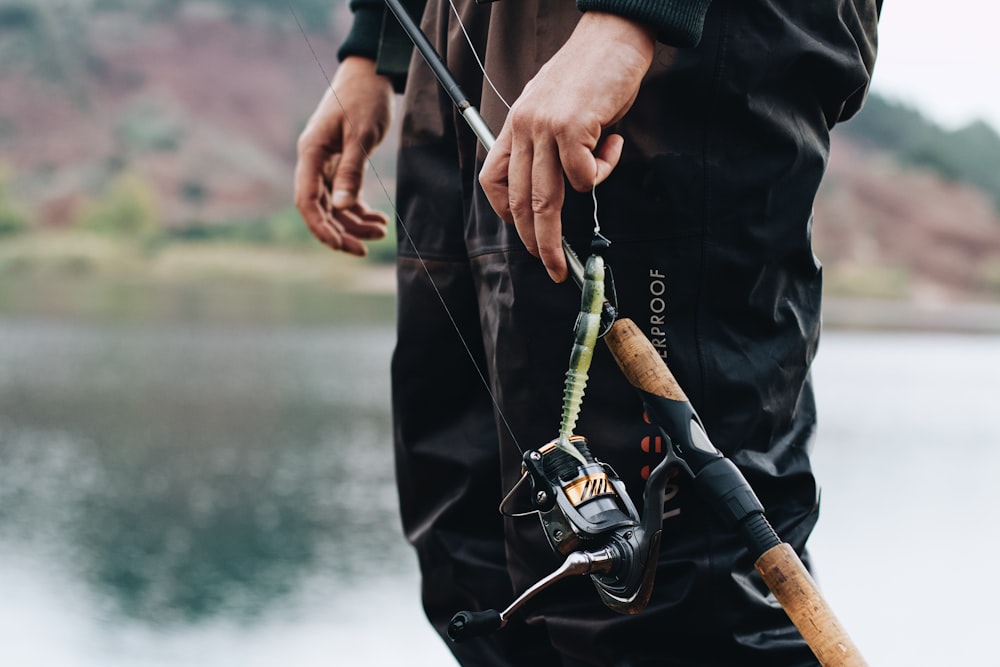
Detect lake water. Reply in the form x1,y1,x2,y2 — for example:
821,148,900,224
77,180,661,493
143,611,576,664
1,307,998,665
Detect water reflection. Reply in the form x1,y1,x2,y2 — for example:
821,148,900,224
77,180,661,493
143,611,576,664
0,319,407,625
2,308,999,665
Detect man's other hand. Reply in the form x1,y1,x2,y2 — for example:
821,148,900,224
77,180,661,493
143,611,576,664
295,57,394,256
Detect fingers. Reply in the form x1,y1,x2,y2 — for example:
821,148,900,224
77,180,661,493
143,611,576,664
295,146,388,256
295,120,390,256
322,199,389,257
330,204,390,257
293,57,395,256
331,139,367,209
484,125,569,282
294,145,343,252
505,122,536,255
568,133,624,191
482,123,618,283
530,138,567,283
480,130,513,222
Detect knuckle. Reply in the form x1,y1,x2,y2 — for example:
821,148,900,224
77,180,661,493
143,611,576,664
509,107,532,132
348,125,378,150
508,195,530,218
548,114,572,136
335,168,362,187
530,193,556,215
296,131,320,157
293,193,313,214
477,169,494,191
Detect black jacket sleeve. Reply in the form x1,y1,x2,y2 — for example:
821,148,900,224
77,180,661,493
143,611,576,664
337,0,385,63
576,0,712,47
337,0,714,93
337,0,423,93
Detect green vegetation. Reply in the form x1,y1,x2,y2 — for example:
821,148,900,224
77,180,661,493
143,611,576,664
76,171,161,242
168,208,315,246
0,243,396,325
116,103,185,154
982,261,1000,298
0,166,31,237
161,206,396,262
0,230,397,329
842,94,1000,208
824,263,911,300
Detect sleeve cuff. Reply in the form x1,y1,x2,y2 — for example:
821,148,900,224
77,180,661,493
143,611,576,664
337,6,384,62
575,0,713,47
337,3,413,93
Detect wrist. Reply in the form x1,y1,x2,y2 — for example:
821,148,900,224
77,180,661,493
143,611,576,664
575,12,656,67
335,56,394,90
576,0,712,47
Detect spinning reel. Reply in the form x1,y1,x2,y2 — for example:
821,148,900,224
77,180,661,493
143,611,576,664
448,389,781,643
447,433,664,642
447,236,777,642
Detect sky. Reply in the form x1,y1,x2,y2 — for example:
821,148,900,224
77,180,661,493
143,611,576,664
872,2,999,131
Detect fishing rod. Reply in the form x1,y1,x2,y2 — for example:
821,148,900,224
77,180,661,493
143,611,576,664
381,1,868,664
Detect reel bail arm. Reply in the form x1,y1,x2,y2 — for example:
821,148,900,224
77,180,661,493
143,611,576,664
448,548,615,642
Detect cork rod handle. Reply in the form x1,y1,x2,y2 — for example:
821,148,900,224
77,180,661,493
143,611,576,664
756,544,869,667
602,318,687,401
603,318,869,667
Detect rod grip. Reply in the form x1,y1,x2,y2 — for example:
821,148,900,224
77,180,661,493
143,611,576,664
448,609,503,642
755,543,868,667
603,318,687,402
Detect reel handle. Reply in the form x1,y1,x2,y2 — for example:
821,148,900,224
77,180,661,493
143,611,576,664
448,549,615,643
447,609,503,642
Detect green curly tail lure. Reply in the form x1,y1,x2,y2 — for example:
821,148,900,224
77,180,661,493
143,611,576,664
556,250,606,465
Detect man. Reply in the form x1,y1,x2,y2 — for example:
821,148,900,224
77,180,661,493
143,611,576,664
295,1,881,664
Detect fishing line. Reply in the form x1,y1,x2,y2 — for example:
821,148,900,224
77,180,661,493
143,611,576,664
591,186,601,234
447,0,511,110
284,0,525,454
444,0,605,237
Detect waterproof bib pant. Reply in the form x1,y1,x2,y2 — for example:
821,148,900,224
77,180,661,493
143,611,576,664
390,1,880,664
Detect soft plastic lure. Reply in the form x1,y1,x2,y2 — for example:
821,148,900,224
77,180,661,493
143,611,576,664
555,247,606,465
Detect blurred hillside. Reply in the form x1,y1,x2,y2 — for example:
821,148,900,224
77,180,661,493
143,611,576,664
820,96,1000,303
1,0,1000,305
0,0,366,242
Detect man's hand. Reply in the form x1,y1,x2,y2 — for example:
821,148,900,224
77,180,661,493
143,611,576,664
295,57,395,256
479,13,657,282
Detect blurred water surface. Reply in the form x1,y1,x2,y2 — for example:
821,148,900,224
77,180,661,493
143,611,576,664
0,295,998,665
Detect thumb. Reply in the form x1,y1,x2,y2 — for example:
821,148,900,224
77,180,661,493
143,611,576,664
559,131,624,193
592,133,625,186
331,141,367,209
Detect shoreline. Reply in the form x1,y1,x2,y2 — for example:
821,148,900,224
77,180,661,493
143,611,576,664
823,297,1000,334
3,232,1000,333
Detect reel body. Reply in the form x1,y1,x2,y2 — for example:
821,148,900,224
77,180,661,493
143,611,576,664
449,434,667,642
522,436,638,556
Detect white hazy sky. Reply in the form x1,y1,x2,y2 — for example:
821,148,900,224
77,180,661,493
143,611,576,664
873,3,999,130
